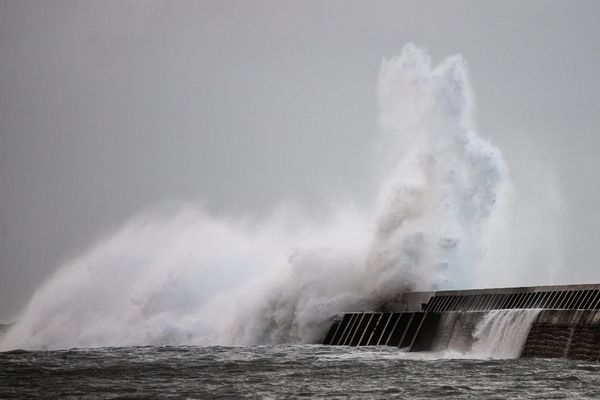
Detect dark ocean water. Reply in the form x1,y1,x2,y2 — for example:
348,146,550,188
1,345,599,399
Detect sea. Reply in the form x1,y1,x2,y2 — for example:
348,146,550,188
1,345,599,399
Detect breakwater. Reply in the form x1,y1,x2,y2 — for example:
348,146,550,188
322,284,600,360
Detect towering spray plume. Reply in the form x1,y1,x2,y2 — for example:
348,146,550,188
365,45,505,301
0,45,507,350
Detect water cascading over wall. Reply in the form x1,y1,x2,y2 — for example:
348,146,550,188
322,284,600,360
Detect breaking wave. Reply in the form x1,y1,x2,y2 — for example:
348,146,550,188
1,44,510,350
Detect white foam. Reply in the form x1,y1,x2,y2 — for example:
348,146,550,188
1,45,510,351
470,309,541,359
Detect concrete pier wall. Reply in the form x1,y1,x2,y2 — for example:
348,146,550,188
322,311,425,347
408,311,488,353
522,309,600,361
322,283,600,361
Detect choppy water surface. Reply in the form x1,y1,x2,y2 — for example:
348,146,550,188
1,345,599,399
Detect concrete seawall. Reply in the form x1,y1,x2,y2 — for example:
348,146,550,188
522,309,600,360
322,283,600,361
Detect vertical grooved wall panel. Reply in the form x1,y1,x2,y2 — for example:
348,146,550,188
340,314,360,345
369,313,391,346
331,314,352,345
379,313,400,346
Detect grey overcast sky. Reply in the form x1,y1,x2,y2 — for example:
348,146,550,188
1,0,600,321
